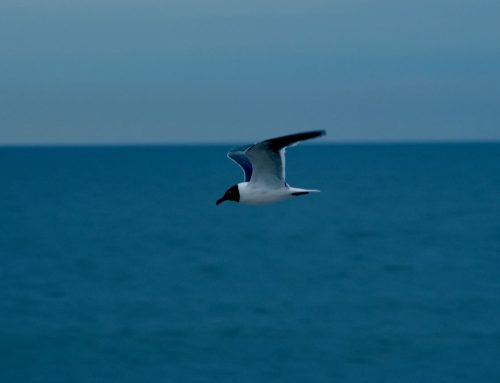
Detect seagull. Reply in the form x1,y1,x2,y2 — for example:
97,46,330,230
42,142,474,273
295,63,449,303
216,130,326,205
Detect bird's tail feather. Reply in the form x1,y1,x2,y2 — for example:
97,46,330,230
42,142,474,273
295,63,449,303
289,187,320,196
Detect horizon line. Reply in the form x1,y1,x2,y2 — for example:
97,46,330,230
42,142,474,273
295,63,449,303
1,138,500,148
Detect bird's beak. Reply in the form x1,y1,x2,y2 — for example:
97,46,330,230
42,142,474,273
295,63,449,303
215,196,227,205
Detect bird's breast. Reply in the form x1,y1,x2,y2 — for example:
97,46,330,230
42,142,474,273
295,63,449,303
238,184,290,205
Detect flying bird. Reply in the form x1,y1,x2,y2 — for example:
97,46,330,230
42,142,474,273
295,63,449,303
216,130,326,205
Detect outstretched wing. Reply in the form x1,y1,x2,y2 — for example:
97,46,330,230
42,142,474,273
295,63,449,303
246,130,326,188
227,145,253,182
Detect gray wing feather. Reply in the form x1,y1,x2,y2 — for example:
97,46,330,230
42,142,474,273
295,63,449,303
246,130,326,188
227,145,253,182
245,143,285,188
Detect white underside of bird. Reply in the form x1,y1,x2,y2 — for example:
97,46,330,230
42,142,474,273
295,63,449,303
237,182,319,205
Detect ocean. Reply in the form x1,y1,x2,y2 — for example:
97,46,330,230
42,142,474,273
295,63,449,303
1,144,499,382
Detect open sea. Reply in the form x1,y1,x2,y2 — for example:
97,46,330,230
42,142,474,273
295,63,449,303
1,143,500,383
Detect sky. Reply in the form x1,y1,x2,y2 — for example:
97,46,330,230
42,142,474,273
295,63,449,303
1,0,499,144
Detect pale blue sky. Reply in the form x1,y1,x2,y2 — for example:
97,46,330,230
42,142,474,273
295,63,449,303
1,0,499,144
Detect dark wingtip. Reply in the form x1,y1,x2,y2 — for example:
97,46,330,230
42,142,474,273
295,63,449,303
291,191,309,196
265,130,327,150
306,130,327,138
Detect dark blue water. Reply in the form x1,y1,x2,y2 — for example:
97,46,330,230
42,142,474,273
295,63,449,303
1,144,500,382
